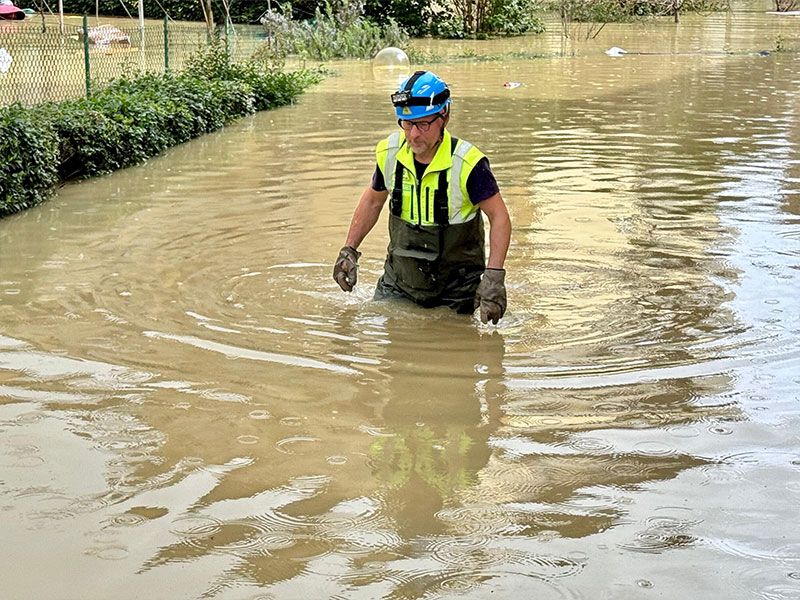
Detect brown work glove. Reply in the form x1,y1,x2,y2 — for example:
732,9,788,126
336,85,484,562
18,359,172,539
333,245,361,292
475,268,506,324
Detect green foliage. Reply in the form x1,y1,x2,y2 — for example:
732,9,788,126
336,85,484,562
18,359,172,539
549,0,729,24
0,44,323,217
482,0,545,35
429,12,468,39
554,0,633,23
0,104,60,215
430,0,543,38
404,46,444,64
364,0,433,37
260,0,409,60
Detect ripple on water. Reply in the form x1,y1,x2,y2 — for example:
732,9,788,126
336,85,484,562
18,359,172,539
594,401,631,414
736,565,800,600
707,423,734,436
357,424,397,437
248,409,271,420
428,537,584,578
566,436,615,454
84,545,129,560
207,521,278,557
69,495,117,513
664,423,702,438
699,451,799,486
708,536,796,563
632,441,678,457
619,506,702,554
435,505,516,536
106,512,147,527
275,436,321,455
169,514,223,538
470,461,554,501
608,459,656,479
387,568,582,599
618,530,696,554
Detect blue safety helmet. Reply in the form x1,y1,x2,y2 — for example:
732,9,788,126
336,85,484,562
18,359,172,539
391,71,451,120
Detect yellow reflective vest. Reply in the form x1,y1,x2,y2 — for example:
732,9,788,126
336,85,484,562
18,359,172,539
376,129,487,226
375,129,488,302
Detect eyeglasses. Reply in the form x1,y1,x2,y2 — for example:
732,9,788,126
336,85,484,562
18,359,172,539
398,115,441,132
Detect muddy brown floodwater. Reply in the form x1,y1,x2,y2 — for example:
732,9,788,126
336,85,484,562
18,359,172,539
1,3,799,599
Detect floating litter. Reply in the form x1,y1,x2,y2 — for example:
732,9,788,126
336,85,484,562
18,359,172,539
605,46,628,57
504,81,522,88
0,47,12,74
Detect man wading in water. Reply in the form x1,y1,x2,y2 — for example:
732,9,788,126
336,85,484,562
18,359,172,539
333,71,512,324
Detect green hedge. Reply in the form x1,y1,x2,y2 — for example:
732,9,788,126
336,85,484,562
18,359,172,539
0,48,323,217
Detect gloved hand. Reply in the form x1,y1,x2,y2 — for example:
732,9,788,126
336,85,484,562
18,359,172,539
475,268,506,324
333,245,361,292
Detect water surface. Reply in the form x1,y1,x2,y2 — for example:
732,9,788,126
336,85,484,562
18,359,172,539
1,5,800,599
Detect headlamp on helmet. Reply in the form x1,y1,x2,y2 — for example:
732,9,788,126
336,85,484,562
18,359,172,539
392,71,452,120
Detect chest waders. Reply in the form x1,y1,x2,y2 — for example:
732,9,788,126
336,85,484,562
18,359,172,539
379,132,486,306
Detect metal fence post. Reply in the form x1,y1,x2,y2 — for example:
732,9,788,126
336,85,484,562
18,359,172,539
164,16,169,73
83,14,91,97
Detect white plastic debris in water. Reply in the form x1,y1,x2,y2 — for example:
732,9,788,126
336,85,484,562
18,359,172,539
605,46,628,57
373,47,410,87
0,47,13,74
504,81,522,89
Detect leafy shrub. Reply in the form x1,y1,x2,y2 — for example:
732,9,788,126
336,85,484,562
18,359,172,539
0,104,59,214
260,0,409,60
482,0,545,36
548,0,729,23
429,12,468,39
364,0,433,37
0,45,323,217
430,0,543,38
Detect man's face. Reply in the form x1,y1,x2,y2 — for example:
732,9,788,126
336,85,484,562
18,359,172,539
399,111,448,157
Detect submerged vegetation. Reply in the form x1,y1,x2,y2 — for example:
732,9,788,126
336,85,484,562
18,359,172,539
0,43,323,217
260,1,408,60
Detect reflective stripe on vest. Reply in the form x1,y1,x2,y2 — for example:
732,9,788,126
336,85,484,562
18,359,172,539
449,139,474,225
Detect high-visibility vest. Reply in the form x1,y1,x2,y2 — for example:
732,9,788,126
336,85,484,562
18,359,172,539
376,129,486,226
375,129,488,302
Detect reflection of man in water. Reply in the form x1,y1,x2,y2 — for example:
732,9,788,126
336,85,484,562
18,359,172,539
365,317,506,533
333,71,512,324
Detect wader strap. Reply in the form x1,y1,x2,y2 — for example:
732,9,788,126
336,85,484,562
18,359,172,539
390,160,403,217
433,169,449,225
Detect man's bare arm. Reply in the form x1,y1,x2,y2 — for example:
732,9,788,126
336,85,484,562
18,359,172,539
345,187,390,249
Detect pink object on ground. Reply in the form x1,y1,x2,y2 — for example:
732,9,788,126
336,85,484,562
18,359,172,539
0,4,25,19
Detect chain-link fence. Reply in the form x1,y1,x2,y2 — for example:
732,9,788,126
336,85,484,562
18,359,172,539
0,16,267,106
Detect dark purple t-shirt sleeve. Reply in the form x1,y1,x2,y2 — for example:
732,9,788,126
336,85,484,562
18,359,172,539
371,157,499,204
371,163,387,192
466,157,500,204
